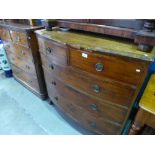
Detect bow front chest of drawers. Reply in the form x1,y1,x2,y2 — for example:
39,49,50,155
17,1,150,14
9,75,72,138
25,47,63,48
0,22,47,100
35,29,155,134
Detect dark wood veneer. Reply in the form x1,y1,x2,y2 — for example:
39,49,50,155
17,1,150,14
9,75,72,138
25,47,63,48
36,30,150,134
0,22,47,100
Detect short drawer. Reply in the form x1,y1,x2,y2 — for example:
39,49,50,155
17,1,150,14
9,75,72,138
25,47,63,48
12,64,40,92
38,37,68,66
69,47,147,85
10,30,29,47
41,53,135,108
44,67,127,125
0,28,12,41
7,52,36,75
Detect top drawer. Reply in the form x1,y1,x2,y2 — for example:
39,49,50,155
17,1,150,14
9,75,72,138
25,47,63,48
69,47,148,85
37,37,68,66
0,28,12,41
10,30,29,47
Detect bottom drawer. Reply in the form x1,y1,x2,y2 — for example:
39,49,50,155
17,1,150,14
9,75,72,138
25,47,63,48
12,64,40,92
53,96,122,134
43,68,124,134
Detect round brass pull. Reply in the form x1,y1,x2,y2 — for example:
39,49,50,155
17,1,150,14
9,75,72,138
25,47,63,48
51,81,56,86
54,96,58,101
92,85,101,93
49,64,54,70
46,47,53,54
26,65,30,70
90,104,98,111
95,63,104,72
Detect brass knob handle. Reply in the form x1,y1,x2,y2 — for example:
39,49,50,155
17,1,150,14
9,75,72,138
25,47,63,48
95,63,104,72
49,64,54,70
26,65,30,70
92,85,101,93
46,47,53,54
90,104,98,111
54,96,58,101
51,81,56,86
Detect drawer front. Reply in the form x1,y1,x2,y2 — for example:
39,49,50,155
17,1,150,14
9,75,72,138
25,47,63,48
41,53,135,108
44,67,127,126
69,47,147,85
7,52,36,75
12,44,33,62
54,96,121,134
3,41,33,63
0,28,12,41
38,37,68,66
3,41,14,52
43,69,123,134
12,64,40,92
10,30,29,47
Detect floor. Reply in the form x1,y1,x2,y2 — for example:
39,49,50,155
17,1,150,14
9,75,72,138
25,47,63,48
0,71,82,135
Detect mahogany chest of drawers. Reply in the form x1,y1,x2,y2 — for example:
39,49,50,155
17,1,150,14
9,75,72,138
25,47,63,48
0,22,47,100
35,29,154,134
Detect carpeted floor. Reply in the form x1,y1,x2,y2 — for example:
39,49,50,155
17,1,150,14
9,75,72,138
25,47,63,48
0,72,82,135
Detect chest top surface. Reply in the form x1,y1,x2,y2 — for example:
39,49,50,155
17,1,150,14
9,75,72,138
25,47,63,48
35,29,155,62
0,21,43,33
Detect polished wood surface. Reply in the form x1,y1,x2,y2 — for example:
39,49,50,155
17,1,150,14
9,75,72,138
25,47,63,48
40,52,135,108
35,29,155,62
0,23,47,100
129,74,155,134
6,51,36,75
0,21,43,32
10,30,29,47
69,47,146,85
36,29,150,134
44,67,127,124
44,69,122,134
12,64,40,91
38,37,68,66
0,28,12,41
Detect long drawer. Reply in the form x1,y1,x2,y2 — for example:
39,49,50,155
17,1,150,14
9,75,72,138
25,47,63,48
12,64,40,92
53,96,122,134
3,41,33,63
6,51,36,75
37,37,68,66
41,53,135,108
43,68,125,134
9,30,29,47
69,47,147,85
